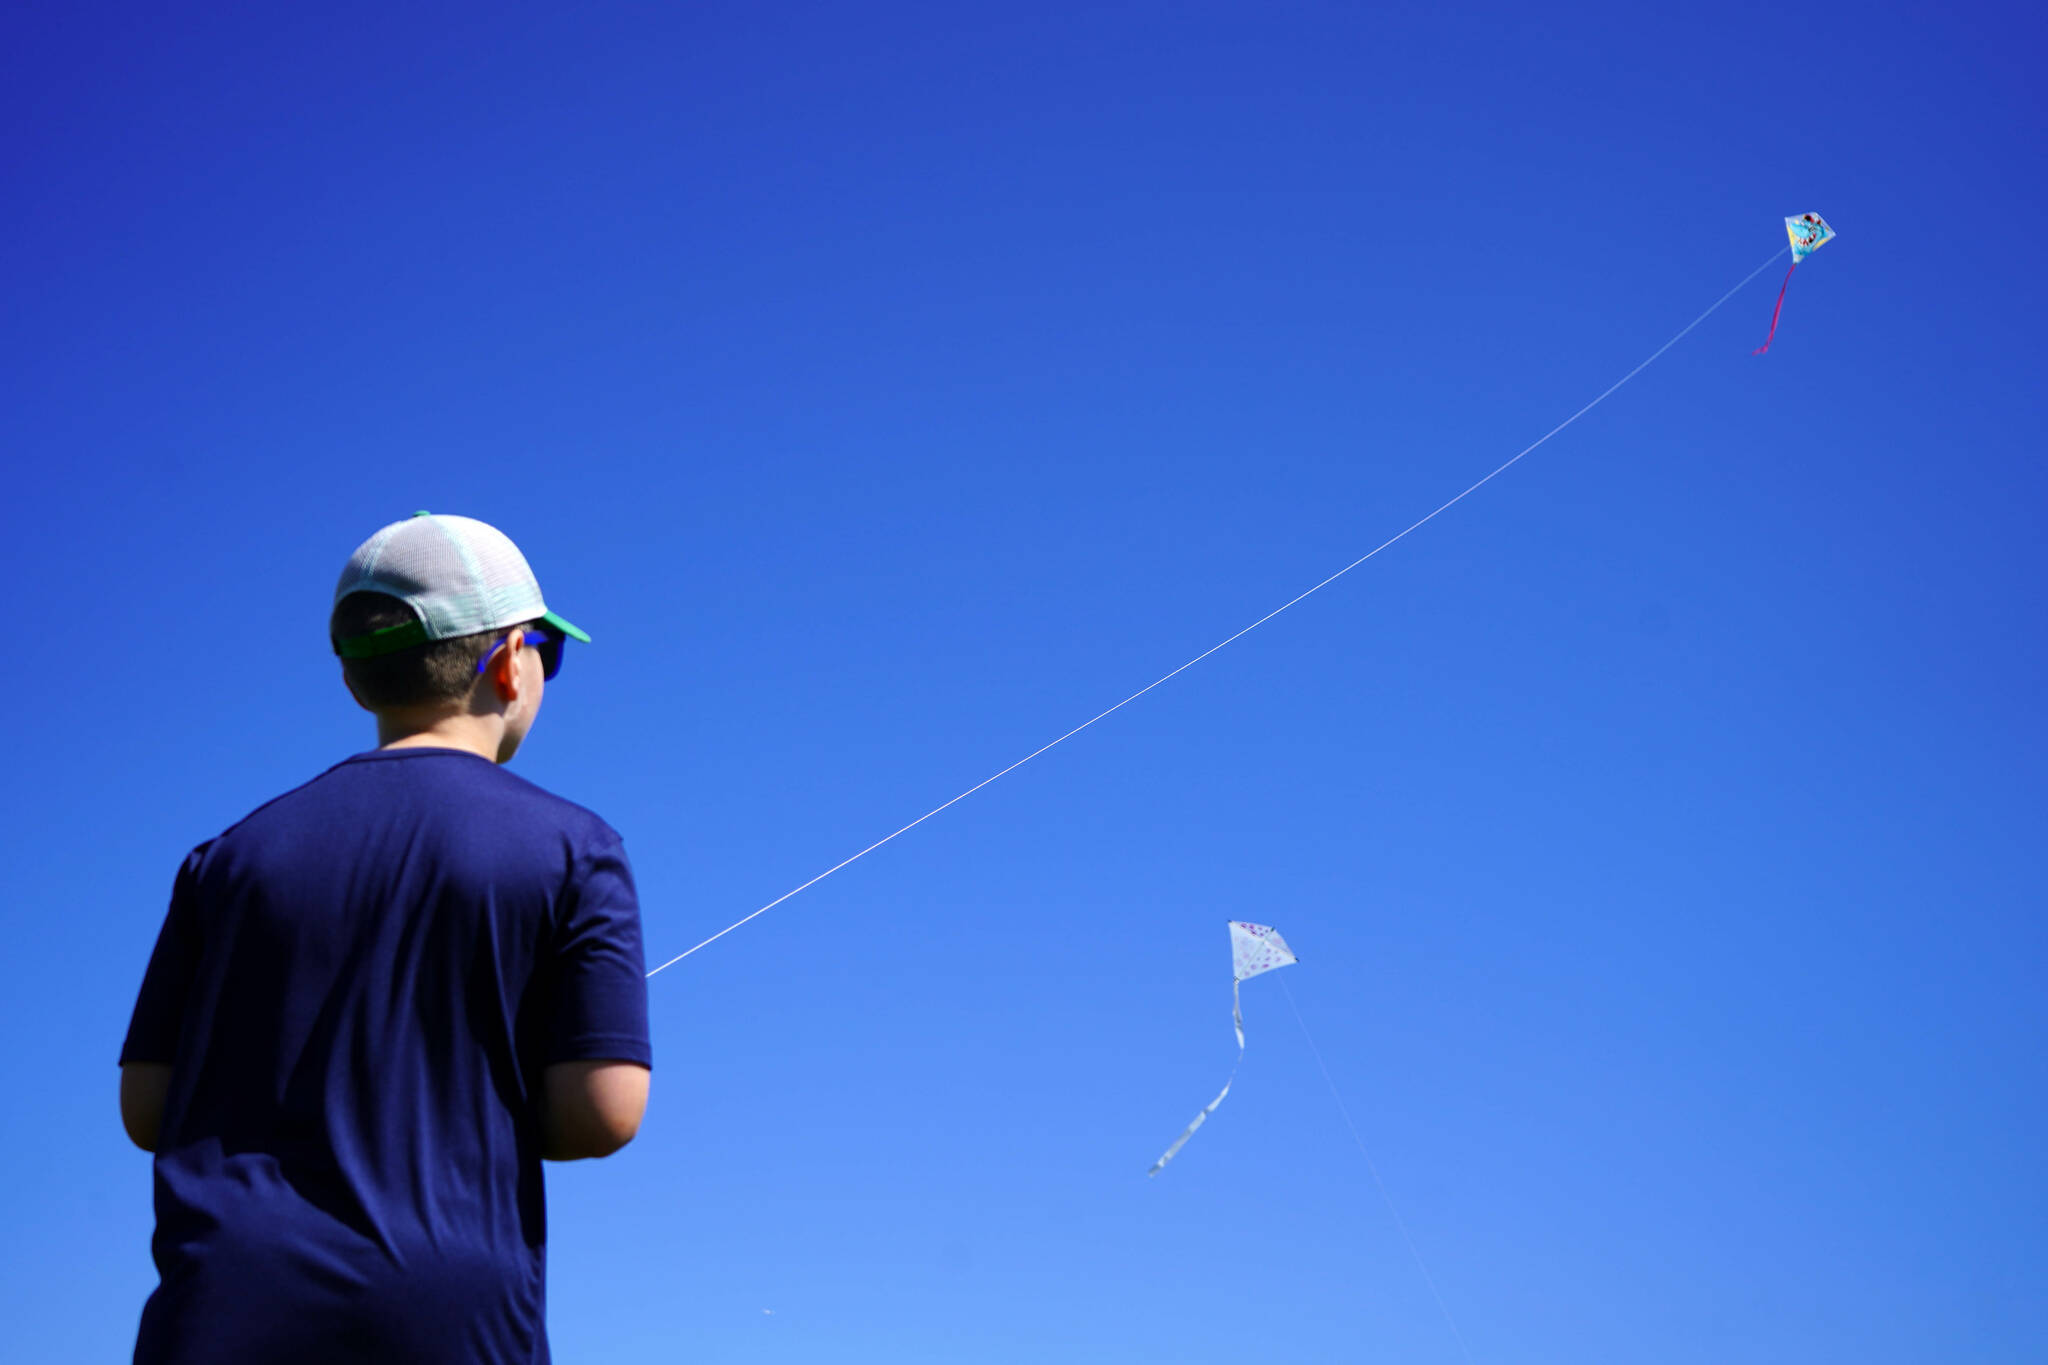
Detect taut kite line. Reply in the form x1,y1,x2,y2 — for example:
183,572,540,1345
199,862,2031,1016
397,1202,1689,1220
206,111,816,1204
648,234,1816,979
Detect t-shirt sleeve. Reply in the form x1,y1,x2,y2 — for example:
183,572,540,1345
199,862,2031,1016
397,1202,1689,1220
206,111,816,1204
542,831,653,1068
120,845,209,1066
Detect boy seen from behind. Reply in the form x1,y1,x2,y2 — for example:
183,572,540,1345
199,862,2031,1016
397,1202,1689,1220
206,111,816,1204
120,512,652,1364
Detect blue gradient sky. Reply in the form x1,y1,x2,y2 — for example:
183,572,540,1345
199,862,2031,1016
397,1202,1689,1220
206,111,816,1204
5,3,2043,1361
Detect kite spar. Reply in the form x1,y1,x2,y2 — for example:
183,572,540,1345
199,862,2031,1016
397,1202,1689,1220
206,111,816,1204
1148,922,1298,1176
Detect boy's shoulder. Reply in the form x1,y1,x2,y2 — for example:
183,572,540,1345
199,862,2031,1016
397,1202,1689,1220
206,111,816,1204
456,753,623,846
215,750,624,853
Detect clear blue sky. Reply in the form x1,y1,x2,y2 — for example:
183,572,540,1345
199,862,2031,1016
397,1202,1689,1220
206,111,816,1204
5,2,2042,1361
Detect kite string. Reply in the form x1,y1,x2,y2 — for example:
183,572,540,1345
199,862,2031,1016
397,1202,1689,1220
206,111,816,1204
1280,977,1476,1365
646,248,1790,977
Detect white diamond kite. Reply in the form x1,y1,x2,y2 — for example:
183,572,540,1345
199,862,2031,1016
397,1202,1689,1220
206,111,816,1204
1148,922,1299,1176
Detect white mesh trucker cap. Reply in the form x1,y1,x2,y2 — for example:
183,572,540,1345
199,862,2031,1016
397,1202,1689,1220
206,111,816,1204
331,512,590,660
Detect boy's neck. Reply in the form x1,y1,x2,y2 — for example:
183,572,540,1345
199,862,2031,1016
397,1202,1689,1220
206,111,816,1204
377,711,510,764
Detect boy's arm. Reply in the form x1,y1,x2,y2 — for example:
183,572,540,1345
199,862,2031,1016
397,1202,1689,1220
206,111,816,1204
539,832,653,1161
539,1060,650,1161
120,1063,173,1152
121,846,210,1153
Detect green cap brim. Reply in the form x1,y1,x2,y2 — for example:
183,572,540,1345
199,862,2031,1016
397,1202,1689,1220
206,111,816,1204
542,609,591,644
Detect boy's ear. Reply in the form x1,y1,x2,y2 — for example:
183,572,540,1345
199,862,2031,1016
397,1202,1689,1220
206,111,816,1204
487,630,527,703
341,669,374,714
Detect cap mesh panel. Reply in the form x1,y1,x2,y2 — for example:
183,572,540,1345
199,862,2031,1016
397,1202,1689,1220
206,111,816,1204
334,514,549,643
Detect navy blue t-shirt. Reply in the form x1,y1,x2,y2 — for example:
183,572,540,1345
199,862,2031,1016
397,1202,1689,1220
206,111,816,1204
121,748,652,1365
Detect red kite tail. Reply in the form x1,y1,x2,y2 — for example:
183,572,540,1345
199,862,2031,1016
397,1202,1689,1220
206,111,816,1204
1753,263,1798,355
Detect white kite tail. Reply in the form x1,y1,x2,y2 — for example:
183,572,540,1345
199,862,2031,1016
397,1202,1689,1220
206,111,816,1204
1148,980,1246,1177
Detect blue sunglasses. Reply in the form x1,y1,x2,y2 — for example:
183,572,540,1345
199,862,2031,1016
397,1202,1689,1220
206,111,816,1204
476,625,566,681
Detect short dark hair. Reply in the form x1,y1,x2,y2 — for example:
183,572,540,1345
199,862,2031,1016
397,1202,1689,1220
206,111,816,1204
331,592,531,711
